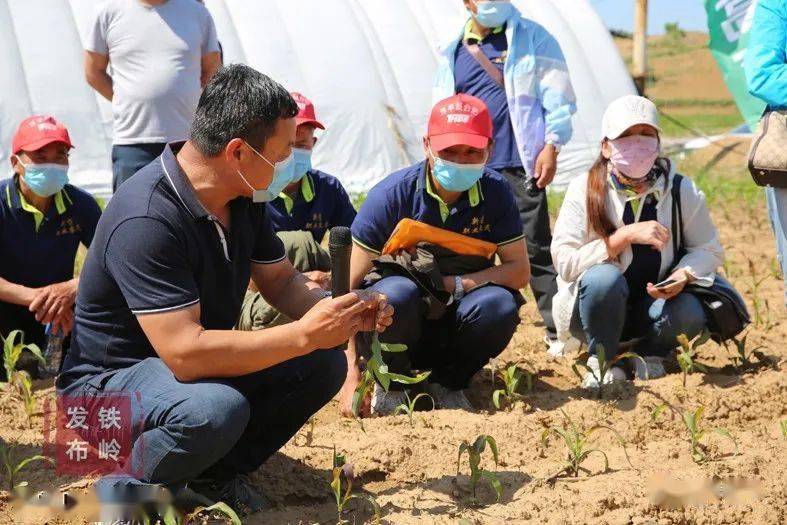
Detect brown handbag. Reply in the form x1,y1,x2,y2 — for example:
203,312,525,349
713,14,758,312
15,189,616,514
748,109,787,187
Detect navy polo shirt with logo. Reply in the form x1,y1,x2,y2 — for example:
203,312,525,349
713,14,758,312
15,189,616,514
454,22,521,171
351,160,523,254
0,177,101,288
58,142,285,387
0,177,101,345
267,170,356,242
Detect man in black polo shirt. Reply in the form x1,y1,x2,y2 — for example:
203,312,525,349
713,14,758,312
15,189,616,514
58,64,392,515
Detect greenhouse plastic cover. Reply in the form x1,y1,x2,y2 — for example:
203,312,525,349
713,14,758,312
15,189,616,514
0,0,636,198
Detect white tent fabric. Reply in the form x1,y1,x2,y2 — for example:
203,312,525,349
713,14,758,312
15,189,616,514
0,0,635,198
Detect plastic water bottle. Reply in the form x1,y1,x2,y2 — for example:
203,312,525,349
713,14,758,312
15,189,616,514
41,324,64,378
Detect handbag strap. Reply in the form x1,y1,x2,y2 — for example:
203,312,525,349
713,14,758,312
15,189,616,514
671,173,685,259
463,43,505,88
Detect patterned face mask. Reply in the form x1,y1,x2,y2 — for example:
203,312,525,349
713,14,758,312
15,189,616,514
608,159,662,193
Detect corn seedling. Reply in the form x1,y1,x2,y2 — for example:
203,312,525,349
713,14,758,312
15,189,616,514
573,345,646,399
184,503,241,525
2,330,45,424
770,257,783,281
676,330,710,388
680,406,737,463
11,370,36,425
456,435,501,503
541,409,631,479
780,420,787,440
0,438,54,492
724,333,765,370
330,447,380,525
158,501,241,525
492,363,532,410
352,334,430,416
393,391,434,427
2,329,45,382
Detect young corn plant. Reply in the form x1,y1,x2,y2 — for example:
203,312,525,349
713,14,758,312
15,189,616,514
2,329,45,382
160,502,242,525
680,406,738,463
2,331,45,425
0,438,54,492
492,363,532,410
456,435,501,503
676,330,710,388
11,371,36,425
573,344,646,399
724,333,765,370
352,334,430,416
330,447,380,525
393,391,434,427
779,420,787,440
541,409,631,480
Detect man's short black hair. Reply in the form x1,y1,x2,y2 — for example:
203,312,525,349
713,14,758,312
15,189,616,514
191,64,298,157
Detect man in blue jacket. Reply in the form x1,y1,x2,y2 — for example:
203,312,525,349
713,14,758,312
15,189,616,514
746,0,787,306
434,0,576,355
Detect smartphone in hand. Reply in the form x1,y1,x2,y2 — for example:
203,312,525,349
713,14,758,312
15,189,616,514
653,278,677,289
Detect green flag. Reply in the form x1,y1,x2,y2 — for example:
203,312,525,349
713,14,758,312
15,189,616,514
705,0,766,129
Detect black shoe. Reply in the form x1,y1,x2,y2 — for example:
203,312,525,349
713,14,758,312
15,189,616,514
189,474,270,516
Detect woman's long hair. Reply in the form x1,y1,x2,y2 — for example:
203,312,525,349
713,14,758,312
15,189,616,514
586,152,616,239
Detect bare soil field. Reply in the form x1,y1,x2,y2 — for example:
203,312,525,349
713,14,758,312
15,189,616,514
1,136,785,525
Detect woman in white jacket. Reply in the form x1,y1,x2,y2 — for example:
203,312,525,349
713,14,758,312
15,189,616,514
551,95,725,388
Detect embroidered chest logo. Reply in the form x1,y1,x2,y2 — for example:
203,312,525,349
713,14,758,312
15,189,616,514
56,217,82,236
304,212,328,231
463,215,491,235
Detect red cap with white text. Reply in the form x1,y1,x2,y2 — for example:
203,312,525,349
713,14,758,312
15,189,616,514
12,115,73,155
427,94,492,152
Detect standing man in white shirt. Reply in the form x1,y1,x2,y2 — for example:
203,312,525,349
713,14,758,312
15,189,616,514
84,0,221,192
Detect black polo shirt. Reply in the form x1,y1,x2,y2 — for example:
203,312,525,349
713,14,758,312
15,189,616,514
58,142,285,387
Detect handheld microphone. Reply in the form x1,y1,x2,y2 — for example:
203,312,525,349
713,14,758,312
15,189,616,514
329,226,353,299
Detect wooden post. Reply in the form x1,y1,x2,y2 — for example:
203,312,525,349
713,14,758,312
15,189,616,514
632,0,648,95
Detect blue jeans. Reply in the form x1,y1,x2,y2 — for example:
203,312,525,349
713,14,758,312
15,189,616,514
766,187,787,305
60,350,346,489
111,143,167,192
570,264,706,358
367,276,520,390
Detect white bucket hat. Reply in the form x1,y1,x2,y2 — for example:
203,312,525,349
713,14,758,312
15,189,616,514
601,95,662,140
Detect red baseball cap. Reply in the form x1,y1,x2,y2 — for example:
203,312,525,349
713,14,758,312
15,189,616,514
291,92,325,130
427,94,492,153
12,115,73,155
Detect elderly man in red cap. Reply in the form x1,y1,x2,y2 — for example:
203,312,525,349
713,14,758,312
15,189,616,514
0,116,101,378
237,92,356,331
340,94,530,416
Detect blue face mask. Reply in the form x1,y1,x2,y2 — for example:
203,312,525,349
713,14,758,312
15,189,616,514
236,142,295,203
291,148,313,182
430,148,486,192
474,1,515,29
18,160,69,197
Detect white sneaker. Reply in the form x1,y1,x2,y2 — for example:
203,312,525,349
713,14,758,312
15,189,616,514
581,356,627,389
633,356,667,380
545,336,580,359
545,336,565,358
371,384,407,416
426,383,473,411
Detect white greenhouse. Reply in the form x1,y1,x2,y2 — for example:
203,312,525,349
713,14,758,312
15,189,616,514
0,0,635,197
